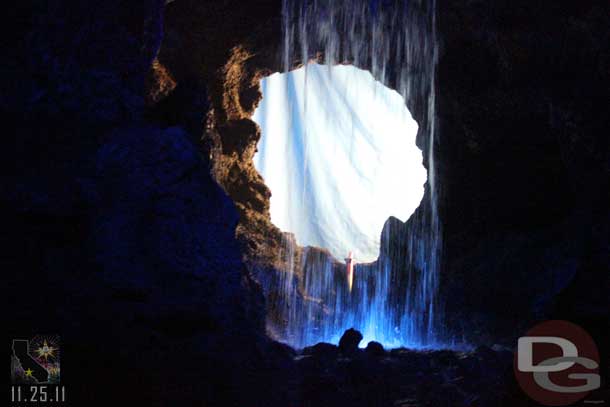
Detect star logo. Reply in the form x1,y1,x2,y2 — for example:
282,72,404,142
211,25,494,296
24,368,34,378
35,341,56,360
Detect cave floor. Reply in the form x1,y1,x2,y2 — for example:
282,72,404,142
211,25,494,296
271,342,522,407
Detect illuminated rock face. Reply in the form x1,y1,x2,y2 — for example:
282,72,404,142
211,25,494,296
253,63,426,263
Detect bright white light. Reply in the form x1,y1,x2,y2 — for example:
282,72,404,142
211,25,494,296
252,63,425,263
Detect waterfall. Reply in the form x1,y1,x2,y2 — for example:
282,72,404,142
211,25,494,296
267,0,442,348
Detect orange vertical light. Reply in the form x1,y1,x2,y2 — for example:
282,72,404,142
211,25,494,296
345,251,354,292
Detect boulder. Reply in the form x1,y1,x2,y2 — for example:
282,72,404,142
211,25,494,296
338,328,363,355
365,341,385,357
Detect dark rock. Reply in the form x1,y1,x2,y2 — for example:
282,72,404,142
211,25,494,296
302,342,339,359
270,340,298,358
436,0,610,348
338,328,363,355
364,341,385,357
431,349,460,366
473,345,498,362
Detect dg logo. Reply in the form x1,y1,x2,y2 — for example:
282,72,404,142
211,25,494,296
514,320,601,406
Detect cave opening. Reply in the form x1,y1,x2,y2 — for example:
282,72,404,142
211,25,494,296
252,63,426,264
198,0,444,350
251,62,431,348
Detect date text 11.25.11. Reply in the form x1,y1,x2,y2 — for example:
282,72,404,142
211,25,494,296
11,386,66,403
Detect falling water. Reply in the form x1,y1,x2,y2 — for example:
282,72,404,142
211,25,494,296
265,0,442,348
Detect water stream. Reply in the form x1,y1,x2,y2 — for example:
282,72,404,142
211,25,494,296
259,0,442,349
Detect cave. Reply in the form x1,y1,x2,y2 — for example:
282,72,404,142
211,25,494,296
193,0,447,351
7,0,609,406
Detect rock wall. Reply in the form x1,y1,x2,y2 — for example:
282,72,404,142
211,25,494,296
436,0,610,346
159,0,286,268
4,1,293,406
